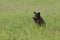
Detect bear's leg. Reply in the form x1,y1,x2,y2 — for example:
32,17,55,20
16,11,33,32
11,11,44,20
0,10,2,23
33,17,37,23
37,20,41,25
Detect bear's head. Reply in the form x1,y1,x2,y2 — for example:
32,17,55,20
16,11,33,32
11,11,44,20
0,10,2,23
34,12,40,19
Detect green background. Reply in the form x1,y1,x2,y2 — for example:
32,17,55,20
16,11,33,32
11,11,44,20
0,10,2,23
0,0,60,40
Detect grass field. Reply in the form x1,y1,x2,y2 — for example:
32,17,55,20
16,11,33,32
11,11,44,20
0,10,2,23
0,0,60,40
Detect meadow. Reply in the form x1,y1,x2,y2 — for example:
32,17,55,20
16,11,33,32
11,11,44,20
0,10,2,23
0,0,60,40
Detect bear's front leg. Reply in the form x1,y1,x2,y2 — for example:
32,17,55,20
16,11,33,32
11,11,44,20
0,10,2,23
33,17,37,23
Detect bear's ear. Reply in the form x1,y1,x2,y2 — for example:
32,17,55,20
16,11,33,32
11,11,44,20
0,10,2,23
34,12,36,14
38,12,40,15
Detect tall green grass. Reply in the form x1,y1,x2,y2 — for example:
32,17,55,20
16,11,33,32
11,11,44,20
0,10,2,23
0,0,60,40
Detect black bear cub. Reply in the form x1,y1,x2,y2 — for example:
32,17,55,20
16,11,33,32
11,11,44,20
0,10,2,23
33,12,46,26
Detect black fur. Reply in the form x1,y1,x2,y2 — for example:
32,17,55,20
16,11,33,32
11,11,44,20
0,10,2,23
33,12,46,26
